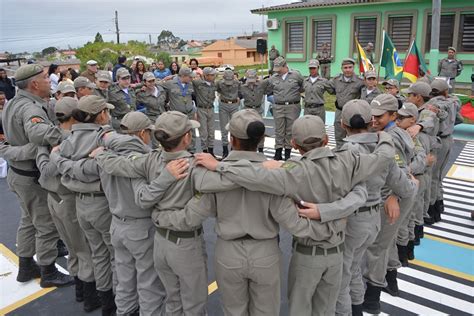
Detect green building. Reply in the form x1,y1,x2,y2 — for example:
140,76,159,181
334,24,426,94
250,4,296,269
252,0,473,84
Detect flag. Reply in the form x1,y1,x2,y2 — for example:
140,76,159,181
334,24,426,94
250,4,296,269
355,37,374,73
403,39,430,82
380,30,403,80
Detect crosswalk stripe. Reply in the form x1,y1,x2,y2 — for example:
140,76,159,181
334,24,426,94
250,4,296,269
424,227,474,244
442,182,474,193
397,267,472,294
442,193,474,204
379,292,448,315
444,199,473,210
443,178,474,187
444,208,473,219
441,214,474,226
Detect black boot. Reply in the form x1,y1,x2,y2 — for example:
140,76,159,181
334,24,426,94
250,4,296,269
397,244,409,267
284,148,292,161
362,283,382,314
83,281,101,313
202,149,208,153
414,225,422,245
39,263,75,288
426,204,437,224
407,240,415,260
433,201,442,222
99,289,116,316
258,147,264,153
57,239,69,257
437,199,445,213
74,276,84,302
16,257,41,282
208,147,215,158
384,269,400,296
351,304,363,316
222,145,229,159
424,212,435,225
274,148,283,160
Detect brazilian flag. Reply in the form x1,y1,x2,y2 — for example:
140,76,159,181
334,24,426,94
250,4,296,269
380,31,403,81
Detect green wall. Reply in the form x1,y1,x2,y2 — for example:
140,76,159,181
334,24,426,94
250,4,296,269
265,0,473,84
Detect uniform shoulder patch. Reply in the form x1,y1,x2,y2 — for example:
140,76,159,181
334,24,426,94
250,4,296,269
194,192,203,200
30,116,44,123
394,153,404,166
281,161,297,170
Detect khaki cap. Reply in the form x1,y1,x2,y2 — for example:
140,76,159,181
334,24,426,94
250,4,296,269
292,115,326,146
179,67,192,77
87,60,98,65
273,56,286,71
341,99,372,126
154,111,200,140
116,67,131,79
245,69,257,83
223,69,235,84
382,78,400,88
431,78,449,92
364,70,377,79
370,94,399,116
397,102,419,119
203,67,217,76
120,111,155,133
55,97,78,116
14,64,44,81
342,58,356,66
308,59,320,68
226,109,264,139
96,70,111,82
77,95,114,115
57,82,76,94
448,46,456,52
402,82,431,98
74,76,96,89
143,72,155,81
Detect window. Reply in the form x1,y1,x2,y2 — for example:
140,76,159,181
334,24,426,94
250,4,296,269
354,17,377,50
247,51,252,58
459,14,474,52
218,52,222,58
313,20,333,52
425,15,455,52
287,21,304,52
388,16,413,51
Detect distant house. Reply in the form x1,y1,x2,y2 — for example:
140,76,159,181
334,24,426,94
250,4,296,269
252,0,473,83
201,38,267,66
181,40,204,53
39,59,81,72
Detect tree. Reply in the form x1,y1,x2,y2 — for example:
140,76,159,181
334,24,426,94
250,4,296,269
41,46,58,56
94,32,104,43
157,30,181,49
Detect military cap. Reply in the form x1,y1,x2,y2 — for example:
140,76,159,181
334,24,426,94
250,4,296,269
120,111,155,133
226,109,264,140
273,56,286,71
308,59,320,68
397,102,419,120
431,78,450,92
78,95,114,115
292,115,326,147
116,67,131,79
96,70,112,83
143,72,155,82
402,82,431,98
447,47,456,52
14,64,44,81
179,67,193,77
57,81,76,94
370,94,399,116
342,58,356,66
203,67,217,76
154,111,200,140
382,78,400,89
55,97,78,117
74,76,96,89
341,99,372,126
86,60,98,66
245,69,257,83
364,70,377,79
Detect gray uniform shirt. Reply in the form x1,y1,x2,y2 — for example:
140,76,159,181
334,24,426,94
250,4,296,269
428,95,455,136
160,77,195,114
94,88,109,101
136,85,166,120
265,71,304,104
361,87,381,104
438,58,463,79
216,79,240,102
303,76,331,105
327,74,364,110
239,81,269,109
192,79,217,108
108,84,136,118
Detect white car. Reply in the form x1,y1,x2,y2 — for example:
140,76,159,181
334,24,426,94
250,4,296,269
216,64,235,73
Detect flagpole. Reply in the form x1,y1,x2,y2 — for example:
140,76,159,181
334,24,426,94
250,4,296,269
378,29,384,81
403,35,416,80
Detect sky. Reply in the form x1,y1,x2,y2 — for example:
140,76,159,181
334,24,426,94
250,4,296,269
0,0,289,53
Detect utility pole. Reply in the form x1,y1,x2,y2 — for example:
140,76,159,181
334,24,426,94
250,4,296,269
428,0,441,76
115,10,120,44
149,34,152,45
261,4,264,32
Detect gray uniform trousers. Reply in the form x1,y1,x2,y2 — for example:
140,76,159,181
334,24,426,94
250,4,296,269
334,109,347,149
244,106,265,149
364,191,416,287
111,217,166,316
304,105,326,123
423,165,433,219
336,207,381,315
430,135,453,204
76,194,115,291
273,103,301,149
219,102,240,147
197,107,215,151
215,238,280,316
288,246,344,316
411,174,427,227
7,171,59,265
154,231,208,316
47,192,95,281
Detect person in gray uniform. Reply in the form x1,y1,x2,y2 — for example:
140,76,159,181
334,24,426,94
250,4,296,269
217,69,241,158
360,70,381,104
74,76,95,99
50,95,116,316
303,59,331,123
316,42,333,79
94,70,112,101
438,47,463,93
108,68,136,130
382,79,405,109
193,67,217,155
1,64,73,288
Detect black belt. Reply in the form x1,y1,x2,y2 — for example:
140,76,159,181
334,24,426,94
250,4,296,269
231,234,256,241
78,192,106,198
439,134,451,138
221,98,239,104
197,105,214,109
156,227,203,244
305,103,324,108
293,241,344,256
275,101,300,105
9,166,40,178
355,205,378,214
245,105,261,109
113,214,148,222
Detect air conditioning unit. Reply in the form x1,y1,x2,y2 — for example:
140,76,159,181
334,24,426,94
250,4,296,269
267,19,279,30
